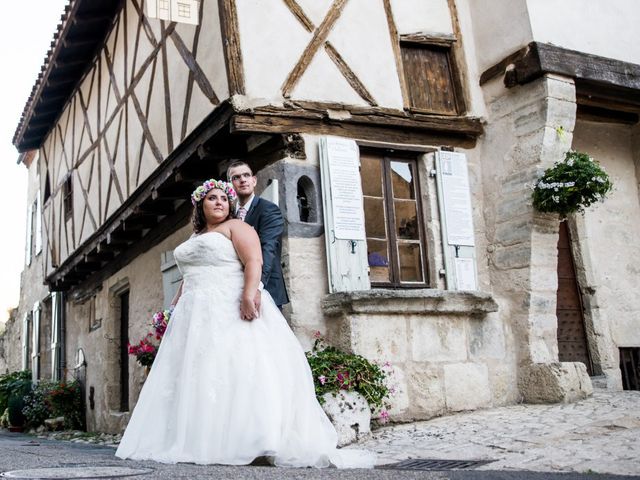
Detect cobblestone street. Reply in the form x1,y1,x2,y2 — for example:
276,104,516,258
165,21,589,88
360,389,640,476
1,389,639,479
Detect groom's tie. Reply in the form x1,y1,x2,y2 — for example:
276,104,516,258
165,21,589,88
237,207,247,221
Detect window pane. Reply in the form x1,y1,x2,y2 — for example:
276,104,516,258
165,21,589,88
367,239,390,283
363,197,387,238
394,200,419,240
360,154,383,197
390,161,416,199
398,242,424,282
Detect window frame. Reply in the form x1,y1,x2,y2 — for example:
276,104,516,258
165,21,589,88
63,175,73,222
399,34,466,116
360,148,430,288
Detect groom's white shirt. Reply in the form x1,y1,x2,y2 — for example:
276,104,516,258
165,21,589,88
236,193,255,217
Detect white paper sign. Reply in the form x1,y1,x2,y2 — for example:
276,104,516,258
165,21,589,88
439,151,475,246
454,257,477,290
325,138,366,240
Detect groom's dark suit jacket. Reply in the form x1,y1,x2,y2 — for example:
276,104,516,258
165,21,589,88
244,197,289,307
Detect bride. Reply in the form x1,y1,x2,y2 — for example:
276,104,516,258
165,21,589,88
115,179,374,468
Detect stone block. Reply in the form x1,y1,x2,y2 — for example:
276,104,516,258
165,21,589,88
519,362,593,403
406,364,445,419
411,316,467,363
351,315,408,363
321,391,371,447
443,363,491,411
469,313,506,360
384,364,410,417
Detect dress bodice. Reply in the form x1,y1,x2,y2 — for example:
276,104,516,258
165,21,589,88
174,233,243,288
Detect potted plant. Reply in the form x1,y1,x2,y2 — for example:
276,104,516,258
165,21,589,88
305,333,393,444
532,150,613,218
0,370,32,432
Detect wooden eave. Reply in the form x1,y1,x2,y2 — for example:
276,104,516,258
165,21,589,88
480,42,640,123
230,100,484,149
12,0,123,153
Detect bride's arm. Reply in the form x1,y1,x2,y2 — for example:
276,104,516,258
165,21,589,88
230,221,263,320
170,281,183,308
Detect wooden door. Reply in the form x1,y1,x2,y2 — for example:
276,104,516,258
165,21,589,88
556,222,593,374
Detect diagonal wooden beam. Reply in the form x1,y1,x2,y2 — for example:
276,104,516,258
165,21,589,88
382,0,409,108
281,0,349,97
170,29,219,104
282,0,376,106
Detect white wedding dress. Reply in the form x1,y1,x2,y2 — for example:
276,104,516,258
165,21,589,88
116,232,374,468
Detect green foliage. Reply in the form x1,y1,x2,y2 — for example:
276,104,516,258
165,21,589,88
0,370,32,414
22,380,84,430
8,393,26,427
532,150,613,218
305,338,390,413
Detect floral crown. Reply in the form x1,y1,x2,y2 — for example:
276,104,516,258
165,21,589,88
191,179,237,206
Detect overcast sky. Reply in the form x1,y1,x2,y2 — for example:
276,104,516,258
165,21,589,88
0,0,69,325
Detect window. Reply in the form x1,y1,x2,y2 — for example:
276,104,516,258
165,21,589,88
159,0,169,10
177,2,191,17
63,176,73,221
360,152,428,286
400,37,464,115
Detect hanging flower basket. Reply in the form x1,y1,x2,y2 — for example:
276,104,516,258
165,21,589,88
531,150,613,218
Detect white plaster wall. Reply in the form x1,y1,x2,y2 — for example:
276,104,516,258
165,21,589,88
572,120,640,348
465,0,532,72
527,0,640,65
237,0,463,109
390,0,453,35
467,0,640,74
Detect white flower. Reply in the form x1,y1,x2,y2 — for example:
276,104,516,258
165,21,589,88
566,159,574,166
552,195,560,203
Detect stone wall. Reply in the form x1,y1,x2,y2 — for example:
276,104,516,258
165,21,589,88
0,310,22,374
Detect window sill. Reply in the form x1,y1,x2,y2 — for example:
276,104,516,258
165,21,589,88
322,289,498,316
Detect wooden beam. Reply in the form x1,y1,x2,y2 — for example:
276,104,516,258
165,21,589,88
480,42,640,91
218,0,245,95
382,0,409,108
281,0,348,97
230,111,480,149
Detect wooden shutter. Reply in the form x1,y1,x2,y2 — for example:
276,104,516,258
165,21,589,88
35,192,42,255
51,292,62,381
319,137,370,293
21,313,30,371
32,302,41,382
25,204,33,266
401,43,459,115
434,151,477,290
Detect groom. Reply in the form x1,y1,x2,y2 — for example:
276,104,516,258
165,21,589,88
227,161,289,310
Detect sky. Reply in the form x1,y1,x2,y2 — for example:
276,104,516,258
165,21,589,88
0,0,69,325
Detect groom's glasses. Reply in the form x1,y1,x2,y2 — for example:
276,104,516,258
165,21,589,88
230,172,253,181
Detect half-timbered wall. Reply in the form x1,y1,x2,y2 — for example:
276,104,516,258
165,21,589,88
235,0,453,108
40,0,227,276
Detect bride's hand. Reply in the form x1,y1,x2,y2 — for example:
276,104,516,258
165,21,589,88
240,294,258,321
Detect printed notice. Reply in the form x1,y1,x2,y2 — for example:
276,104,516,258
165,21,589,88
439,151,475,246
325,137,366,240
454,257,477,290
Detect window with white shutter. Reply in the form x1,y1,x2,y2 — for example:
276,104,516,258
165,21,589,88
35,192,42,255
25,204,33,266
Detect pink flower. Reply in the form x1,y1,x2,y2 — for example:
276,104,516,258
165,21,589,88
379,410,390,423
383,361,392,368
318,375,327,385
336,371,351,389
313,330,322,339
